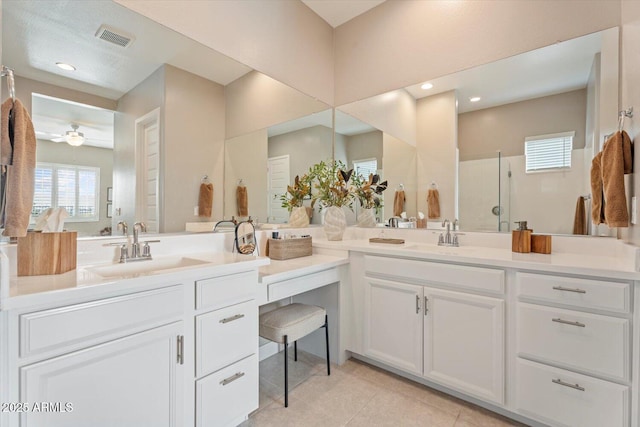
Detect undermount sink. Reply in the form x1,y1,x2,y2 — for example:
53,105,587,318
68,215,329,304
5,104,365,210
87,257,209,278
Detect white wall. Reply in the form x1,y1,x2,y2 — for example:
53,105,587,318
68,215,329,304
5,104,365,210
383,133,417,221
416,91,458,220
115,0,335,105
224,130,268,222
163,65,225,231
338,89,416,145
225,71,330,139
334,0,620,105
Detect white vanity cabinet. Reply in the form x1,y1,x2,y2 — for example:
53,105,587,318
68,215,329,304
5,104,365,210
360,255,506,405
515,272,632,427
9,285,186,427
194,271,259,427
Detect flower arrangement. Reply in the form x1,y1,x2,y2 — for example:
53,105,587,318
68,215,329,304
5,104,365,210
279,173,314,212
307,160,355,210
352,173,387,210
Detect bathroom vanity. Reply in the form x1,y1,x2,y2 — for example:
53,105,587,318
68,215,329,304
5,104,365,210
1,229,639,427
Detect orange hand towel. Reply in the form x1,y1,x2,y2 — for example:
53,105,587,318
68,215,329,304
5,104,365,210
572,196,587,235
393,190,405,216
237,186,248,217
198,183,213,217
427,188,440,219
1,98,36,237
601,131,633,227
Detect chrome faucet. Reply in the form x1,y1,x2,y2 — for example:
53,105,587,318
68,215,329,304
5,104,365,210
438,219,459,247
132,222,147,259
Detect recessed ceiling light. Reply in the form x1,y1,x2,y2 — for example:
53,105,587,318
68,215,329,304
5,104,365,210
56,62,76,71
421,83,433,90
469,96,481,102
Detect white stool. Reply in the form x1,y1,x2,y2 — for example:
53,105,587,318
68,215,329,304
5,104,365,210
259,303,330,407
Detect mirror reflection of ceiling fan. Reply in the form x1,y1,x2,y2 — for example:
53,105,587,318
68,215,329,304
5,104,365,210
35,123,112,148
51,124,85,146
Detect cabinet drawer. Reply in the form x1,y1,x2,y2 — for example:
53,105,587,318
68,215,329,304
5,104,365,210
20,286,183,358
517,272,631,313
364,255,504,294
196,354,258,427
196,299,257,377
196,271,256,311
267,268,339,302
516,358,629,427
517,303,630,380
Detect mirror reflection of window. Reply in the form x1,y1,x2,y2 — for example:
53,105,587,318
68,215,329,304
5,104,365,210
31,94,115,236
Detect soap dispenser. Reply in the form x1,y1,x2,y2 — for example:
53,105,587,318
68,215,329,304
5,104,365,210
512,221,531,253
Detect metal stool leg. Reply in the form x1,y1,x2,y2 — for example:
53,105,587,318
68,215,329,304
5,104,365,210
294,340,297,361
324,314,330,376
284,334,289,408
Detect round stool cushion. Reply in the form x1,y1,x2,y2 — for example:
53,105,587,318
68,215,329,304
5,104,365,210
259,303,326,344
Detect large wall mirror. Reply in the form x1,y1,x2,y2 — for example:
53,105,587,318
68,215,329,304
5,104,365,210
2,0,331,236
336,27,619,236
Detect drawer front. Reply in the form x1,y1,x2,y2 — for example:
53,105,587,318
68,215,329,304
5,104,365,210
196,354,258,427
364,255,504,294
196,299,257,377
517,303,629,380
517,272,631,313
267,268,339,302
20,286,183,358
196,271,256,311
516,358,629,427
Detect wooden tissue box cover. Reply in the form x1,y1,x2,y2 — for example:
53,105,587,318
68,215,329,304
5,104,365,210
531,234,552,254
18,231,77,276
268,236,312,260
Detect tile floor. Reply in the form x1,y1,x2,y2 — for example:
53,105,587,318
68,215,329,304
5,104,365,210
241,351,528,427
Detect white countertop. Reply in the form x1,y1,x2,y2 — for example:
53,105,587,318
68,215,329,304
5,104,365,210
4,252,269,310
312,239,640,280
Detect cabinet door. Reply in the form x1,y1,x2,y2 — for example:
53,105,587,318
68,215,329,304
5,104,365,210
424,288,504,404
20,322,184,427
363,277,423,375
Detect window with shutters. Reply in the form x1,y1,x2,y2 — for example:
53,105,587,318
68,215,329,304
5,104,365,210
524,131,574,173
32,163,100,222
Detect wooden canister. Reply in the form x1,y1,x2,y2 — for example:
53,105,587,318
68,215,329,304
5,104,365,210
17,231,77,276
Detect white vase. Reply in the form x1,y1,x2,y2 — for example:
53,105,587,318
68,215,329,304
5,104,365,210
323,206,347,241
357,208,377,227
288,206,309,228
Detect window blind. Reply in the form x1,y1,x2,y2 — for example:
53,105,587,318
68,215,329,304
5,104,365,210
353,159,378,179
524,131,574,173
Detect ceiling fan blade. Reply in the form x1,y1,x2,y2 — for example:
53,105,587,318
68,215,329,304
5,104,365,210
51,137,66,143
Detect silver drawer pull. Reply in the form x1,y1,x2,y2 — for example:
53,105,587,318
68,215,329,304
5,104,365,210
552,318,586,328
552,378,585,391
553,285,586,294
220,314,245,324
220,371,245,386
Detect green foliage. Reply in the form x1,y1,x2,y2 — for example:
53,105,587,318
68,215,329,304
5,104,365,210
307,160,355,210
352,173,387,209
279,173,314,213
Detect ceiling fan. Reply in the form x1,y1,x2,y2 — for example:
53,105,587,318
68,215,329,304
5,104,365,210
50,124,85,146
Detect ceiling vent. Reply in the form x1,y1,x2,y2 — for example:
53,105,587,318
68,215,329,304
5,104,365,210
95,25,135,48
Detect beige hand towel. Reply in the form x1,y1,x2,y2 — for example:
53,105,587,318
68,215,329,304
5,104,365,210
427,188,440,219
237,186,248,217
1,98,36,237
198,183,213,217
601,131,633,227
393,190,405,217
572,196,587,235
